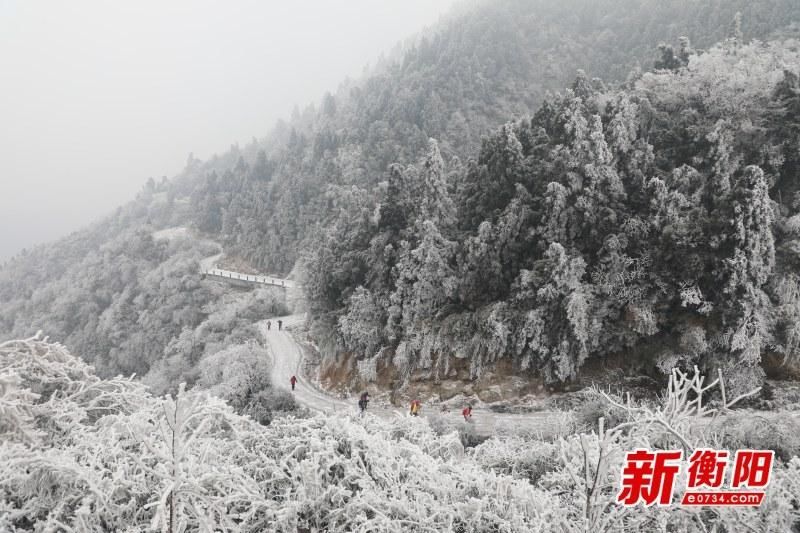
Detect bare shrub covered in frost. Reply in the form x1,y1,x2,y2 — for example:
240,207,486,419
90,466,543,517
471,437,559,485
545,366,800,532
198,341,297,424
0,337,565,532
2,337,799,532
198,342,270,408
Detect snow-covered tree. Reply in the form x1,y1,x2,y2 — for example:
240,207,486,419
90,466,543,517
512,243,595,382
338,286,386,357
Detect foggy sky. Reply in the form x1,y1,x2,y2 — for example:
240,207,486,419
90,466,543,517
0,0,459,261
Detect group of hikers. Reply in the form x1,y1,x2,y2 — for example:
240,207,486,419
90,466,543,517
288,377,473,422
277,317,475,422
353,390,472,421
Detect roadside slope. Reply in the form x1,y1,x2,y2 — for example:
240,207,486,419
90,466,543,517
261,314,563,437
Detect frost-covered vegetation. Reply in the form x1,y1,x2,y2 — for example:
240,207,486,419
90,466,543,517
0,210,288,394
2,336,799,531
3,1,800,394
189,0,800,275
305,34,800,393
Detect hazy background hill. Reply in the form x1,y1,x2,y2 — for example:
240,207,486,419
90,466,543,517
0,0,461,261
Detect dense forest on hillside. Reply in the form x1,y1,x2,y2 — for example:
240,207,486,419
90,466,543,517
0,187,289,393
2,0,800,391
189,0,800,275
307,36,800,393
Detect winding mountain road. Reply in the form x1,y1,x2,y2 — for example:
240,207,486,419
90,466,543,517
259,315,351,415
191,244,561,436
260,314,563,437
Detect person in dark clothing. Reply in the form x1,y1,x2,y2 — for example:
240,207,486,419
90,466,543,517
278,319,283,331
358,391,370,417
266,320,271,330
290,375,297,391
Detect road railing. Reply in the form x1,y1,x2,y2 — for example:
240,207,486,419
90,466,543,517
203,268,298,289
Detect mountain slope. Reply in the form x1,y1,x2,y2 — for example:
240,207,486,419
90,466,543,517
307,35,800,396
199,0,800,274
3,0,800,387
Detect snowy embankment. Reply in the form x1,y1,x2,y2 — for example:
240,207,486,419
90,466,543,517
262,314,570,438
0,334,564,531
152,225,223,274
3,334,799,532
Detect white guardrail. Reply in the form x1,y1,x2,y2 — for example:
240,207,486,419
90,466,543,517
204,268,297,289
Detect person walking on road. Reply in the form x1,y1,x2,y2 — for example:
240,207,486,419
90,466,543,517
278,319,283,331
462,404,473,422
358,391,370,417
266,320,271,331
290,375,297,391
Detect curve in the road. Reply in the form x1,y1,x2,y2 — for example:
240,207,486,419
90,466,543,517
261,314,560,437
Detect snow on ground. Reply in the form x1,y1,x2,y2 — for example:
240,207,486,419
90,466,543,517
152,226,189,241
261,314,563,437
199,252,222,273
151,226,222,272
195,258,562,437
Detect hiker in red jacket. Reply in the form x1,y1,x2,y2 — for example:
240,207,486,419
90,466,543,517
410,399,421,416
290,375,297,391
462,404,473,422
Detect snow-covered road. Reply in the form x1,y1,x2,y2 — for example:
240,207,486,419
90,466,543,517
260,315,350,415
165,227,562,436
261,314,563,437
